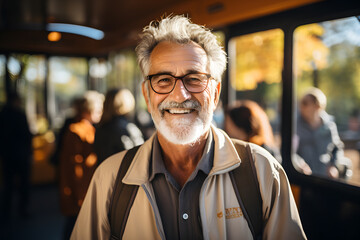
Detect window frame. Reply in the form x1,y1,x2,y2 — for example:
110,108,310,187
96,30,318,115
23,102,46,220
224,0,360,196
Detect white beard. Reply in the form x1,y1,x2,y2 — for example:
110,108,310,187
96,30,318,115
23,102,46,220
151,99,213,145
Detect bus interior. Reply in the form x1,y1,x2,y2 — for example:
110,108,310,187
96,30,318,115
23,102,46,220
1,0,360,239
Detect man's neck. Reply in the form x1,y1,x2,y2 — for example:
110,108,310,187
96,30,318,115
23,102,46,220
157,131,209,187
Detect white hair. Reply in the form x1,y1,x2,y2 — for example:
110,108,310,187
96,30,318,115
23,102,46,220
135,15,227,82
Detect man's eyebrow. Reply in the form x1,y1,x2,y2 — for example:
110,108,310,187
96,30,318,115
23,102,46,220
150,71,173,76
186,70,203,74
150,70,204,76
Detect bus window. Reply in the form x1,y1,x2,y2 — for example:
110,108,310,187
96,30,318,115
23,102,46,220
107,49,140,93
48,56,88,130
23,55,47,134
293,16,360,186
228,29,284,159
5,54,47,135
0,55,5,106
89,57,109,94
107,49,143,110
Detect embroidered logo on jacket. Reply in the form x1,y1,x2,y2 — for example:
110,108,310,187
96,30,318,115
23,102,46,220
217,207,243,219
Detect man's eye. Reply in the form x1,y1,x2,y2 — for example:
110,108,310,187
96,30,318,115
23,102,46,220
158,78,171,82
185,75,203,84
154,76,173,85
189,77,201,81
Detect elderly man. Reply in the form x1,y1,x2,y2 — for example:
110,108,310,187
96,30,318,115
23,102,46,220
71,15,306,239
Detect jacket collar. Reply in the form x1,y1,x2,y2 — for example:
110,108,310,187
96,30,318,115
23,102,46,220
123,124,241,185
210,125,241,175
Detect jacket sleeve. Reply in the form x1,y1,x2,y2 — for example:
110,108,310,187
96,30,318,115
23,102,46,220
71,152,125,240
251,144,307,240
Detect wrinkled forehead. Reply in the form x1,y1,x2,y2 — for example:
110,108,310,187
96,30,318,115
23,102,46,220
149,41,209,73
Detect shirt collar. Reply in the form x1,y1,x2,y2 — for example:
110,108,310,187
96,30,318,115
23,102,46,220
149,131,214,181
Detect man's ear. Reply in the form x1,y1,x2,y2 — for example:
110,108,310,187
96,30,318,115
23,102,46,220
213,81,221,109
142,81,151,113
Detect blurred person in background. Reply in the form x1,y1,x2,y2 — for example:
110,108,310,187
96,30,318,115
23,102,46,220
294,87,352,179
0,92,33,222
94,88,144,165
225,100,282,162
58,90,104,240
51,98,86,168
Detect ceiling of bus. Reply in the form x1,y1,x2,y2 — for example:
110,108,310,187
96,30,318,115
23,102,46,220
0,0,321,56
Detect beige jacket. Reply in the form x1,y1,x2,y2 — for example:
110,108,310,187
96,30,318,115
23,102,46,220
71,125,306,240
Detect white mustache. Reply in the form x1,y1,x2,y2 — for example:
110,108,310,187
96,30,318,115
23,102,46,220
158,100,201,111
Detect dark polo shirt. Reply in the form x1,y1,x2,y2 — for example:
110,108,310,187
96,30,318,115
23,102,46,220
149,132,214,240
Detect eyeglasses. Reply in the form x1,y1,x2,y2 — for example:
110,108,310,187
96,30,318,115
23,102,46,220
146,72,212,94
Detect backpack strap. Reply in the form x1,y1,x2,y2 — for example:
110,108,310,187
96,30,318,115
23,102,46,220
109,145,141,240
230,139,263,240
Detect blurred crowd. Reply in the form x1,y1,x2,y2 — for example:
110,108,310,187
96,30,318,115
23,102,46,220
0,88,146,239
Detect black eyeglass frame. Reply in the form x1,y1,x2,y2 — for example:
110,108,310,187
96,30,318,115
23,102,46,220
146,72,213,94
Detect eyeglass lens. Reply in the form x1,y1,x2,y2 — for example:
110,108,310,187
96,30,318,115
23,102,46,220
150,73,209,93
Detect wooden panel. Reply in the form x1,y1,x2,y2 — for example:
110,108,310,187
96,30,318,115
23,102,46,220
169,0,323,28
0,0,322,55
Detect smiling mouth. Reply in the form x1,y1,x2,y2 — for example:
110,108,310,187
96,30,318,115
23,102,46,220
165,108,195,114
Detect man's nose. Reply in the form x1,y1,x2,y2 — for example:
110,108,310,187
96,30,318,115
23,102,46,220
169,79,192,101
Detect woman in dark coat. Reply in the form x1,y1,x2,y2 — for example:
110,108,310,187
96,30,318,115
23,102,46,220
94,88,144,165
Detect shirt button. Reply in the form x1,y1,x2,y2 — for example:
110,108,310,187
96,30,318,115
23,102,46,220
182,213,189,220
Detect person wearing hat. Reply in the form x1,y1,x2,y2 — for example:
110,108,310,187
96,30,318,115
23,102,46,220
295,87,351,179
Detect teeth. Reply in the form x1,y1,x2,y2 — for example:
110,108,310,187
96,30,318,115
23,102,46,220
168,109,192,114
